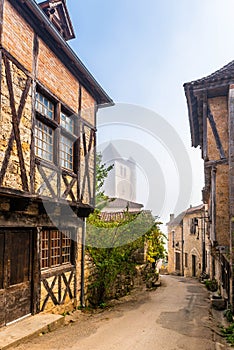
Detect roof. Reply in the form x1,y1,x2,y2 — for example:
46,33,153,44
101,198,143,212
184,60,234,148
167,204,205,227
10,0,113,106
186,204,204,214
184,60,234,88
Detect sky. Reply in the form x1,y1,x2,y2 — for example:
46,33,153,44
37,0,234,229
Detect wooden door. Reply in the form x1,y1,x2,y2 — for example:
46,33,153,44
0,232,5,327
0,230,32,326
175,252,181,272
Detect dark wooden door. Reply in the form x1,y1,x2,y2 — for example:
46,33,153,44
175,252,181,272
192,255,196,277
0,230,32,326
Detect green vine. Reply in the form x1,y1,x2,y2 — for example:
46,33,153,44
86,152,166,306
86,210,166,306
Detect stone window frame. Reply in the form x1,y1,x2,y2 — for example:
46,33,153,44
41,229,74,270
35,88,78,173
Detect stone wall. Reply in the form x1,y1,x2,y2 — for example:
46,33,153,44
83,251,144,306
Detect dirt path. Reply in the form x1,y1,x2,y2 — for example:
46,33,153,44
11,275,224,350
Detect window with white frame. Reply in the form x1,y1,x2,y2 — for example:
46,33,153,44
60,135,73,170
35,90,77,172
60,111,75,171
35,120,54,162
36,92,54,119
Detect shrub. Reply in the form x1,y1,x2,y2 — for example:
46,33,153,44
205,279,218,292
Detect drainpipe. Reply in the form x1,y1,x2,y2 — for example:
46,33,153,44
80,218,86,308
181,221,184,276
202,213,206,273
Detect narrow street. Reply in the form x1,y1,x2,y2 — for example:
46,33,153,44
11,275,223,350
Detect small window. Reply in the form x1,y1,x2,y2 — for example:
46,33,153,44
41,229,72,270
61,112,74,134
60,135,73,170
190,218,198,234
36,92,54,119
35,120,54,162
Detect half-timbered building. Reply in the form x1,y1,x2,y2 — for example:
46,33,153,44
184,62,234,307
0,0,112,326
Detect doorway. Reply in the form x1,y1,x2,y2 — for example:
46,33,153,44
192,254,196,277
0,229,33,326
175,252,181,272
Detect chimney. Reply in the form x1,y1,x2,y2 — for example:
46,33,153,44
170,214,174,221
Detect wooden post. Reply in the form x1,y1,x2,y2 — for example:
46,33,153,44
30,34,39,194
0,0,4,46
77,84,82,201
32,227,41,314
211,166,217,244
229,85,234,310
203,92,208,160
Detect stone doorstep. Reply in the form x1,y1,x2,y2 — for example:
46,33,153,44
0,314,64,350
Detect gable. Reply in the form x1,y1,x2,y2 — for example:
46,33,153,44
39,0,75,41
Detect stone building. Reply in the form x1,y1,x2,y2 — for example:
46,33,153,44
167,205,210,278
0,0,112,326
184,61,234,305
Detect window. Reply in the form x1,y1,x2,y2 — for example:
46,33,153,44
60,111,75,171
41,229,73,269
35,120,54,161
61,112,74,133
172,230,175,247
190,218,198,234
35,92,55,162
36,92,54,119
60,135,73,170
185,253,188,268
35,90,77,172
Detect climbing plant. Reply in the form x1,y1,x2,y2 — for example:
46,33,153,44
86,151,166,305
86,210,166,305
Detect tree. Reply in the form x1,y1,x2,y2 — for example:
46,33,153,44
95,152,113,209
86,151,166,305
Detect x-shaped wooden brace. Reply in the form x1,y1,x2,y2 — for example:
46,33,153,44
41,276,59,311
61,271,74,303
62,174,77,202
37,166,57,198
81,124,95,202
0,54,31,191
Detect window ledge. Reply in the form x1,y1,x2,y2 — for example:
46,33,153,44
41,264,75,278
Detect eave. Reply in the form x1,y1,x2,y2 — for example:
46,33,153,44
183,79,231,149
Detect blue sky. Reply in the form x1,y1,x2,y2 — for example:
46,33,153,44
37,0,234,226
